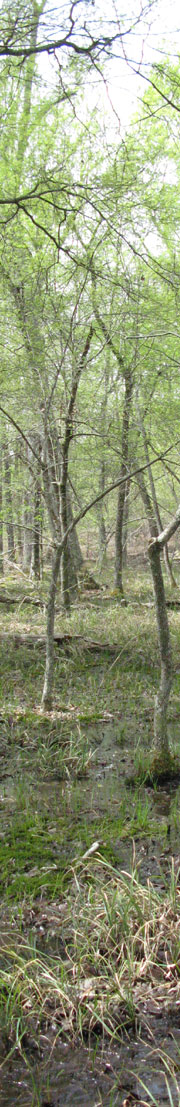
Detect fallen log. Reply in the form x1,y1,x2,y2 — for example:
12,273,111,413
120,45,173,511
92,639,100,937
0,632,117,654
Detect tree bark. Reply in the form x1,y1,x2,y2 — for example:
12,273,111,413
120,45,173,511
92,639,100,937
98,461,107,567
23,491,33,571
42,543,62,709
3,440,16,563
122,476,131,567
60,325,93,611
66,488,84,586
138,414,176,585
30,473,42,579
115,370,133,593
148,539,172,758
60,485,71,612
0,456,3,574
137,469,173,762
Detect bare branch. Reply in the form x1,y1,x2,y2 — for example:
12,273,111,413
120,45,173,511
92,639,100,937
149,509,180,553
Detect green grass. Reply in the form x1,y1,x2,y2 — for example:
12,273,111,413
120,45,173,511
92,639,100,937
0,564,179,904
0,565,180,1100
1,855,180,1047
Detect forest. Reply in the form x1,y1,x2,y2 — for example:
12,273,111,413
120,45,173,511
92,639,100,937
1,0,180,1103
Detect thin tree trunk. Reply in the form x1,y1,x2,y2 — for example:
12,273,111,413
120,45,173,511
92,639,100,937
3,440,16,563
42,329,93,704
67,490,99,589
91,268,128,590
23,492,33,571
148,539,172,759
60,486,71,612
0,457,3,574
138,412,176,585
122,476,131,567
67,489,84,576
137,469,172,763
42,543,62,709
98,461,107,567
30,475,42,579
115,370,133,593
99,512,107,565
60,326,93,612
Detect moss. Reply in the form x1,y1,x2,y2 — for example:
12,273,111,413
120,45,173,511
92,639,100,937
0,812,71,899
145,752,180,786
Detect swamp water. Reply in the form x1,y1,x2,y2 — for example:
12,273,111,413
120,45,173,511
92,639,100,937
1,721,180,1104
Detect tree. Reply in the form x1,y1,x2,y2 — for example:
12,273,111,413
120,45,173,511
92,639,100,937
2,0,180,765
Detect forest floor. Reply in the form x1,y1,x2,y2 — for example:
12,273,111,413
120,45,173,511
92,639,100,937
1,564,180,1105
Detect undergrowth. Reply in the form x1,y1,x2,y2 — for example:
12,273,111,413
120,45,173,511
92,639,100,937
0,567,180,1101
1,855,180,1045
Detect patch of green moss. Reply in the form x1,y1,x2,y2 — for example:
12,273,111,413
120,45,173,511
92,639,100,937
145,752,180,787
0,813,70,900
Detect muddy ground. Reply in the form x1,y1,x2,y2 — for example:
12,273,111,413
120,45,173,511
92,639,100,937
0,575,180,1104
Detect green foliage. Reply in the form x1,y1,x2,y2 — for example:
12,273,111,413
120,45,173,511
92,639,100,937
2,11,180,1103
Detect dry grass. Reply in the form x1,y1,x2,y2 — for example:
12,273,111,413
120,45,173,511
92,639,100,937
1,854,180,1051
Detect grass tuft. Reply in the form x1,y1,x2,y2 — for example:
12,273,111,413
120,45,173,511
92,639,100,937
1,855,180,1053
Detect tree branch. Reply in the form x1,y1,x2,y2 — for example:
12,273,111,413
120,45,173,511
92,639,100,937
149,508,180,552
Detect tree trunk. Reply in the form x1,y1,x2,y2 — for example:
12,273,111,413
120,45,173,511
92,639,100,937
122,476,131,567
60,326,93,611
30,474,42,579
3,440,16,563
60,485,71,612
0,457,3,574
137,469,172,764
66,489,82,595
139,416,176,586
23,492,33,571
99,512,107,566
42,543,62,709
148,539,172,760
115,370,132,593
67,490,99,589
98,461,107,567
